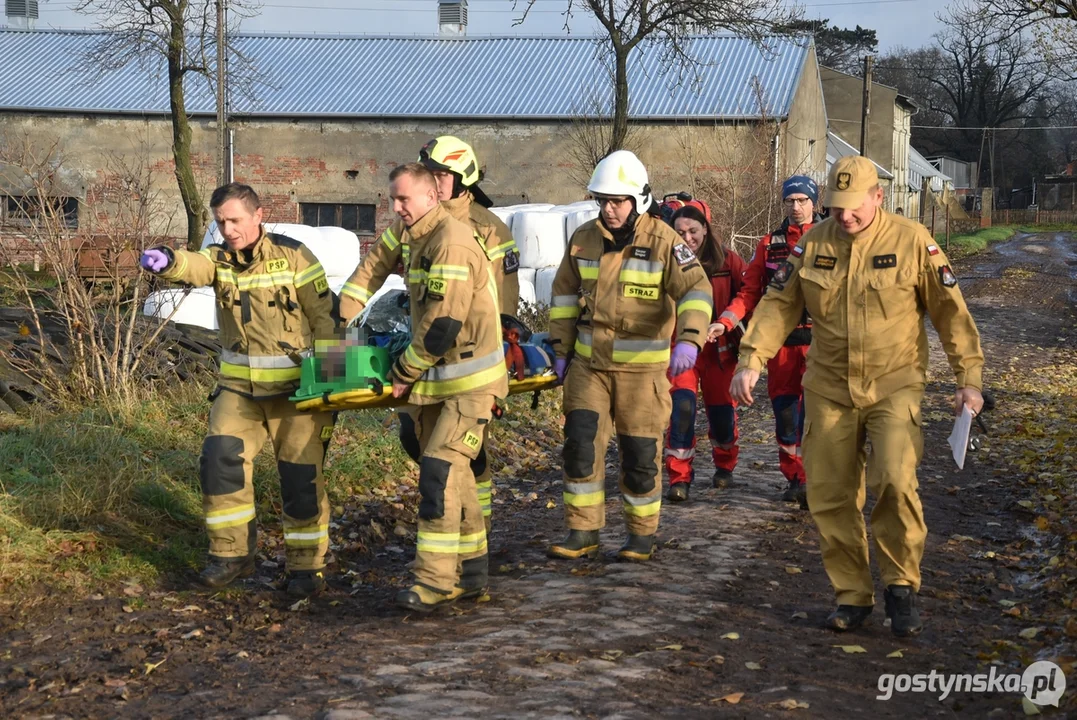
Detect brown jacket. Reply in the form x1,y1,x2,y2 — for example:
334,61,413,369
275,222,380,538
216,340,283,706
737,211,984,408
548,213,713,372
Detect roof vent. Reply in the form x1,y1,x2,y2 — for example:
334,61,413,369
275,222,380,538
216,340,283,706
438,0,467,37
5,0,39,29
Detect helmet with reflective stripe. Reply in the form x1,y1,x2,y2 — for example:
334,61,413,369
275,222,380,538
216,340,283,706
418,136,481,187
587,150,653,213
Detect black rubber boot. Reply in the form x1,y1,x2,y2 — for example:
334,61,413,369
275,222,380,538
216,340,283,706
198,555,255,589
286,569,327,598
825,604,874,632
617,534,655,561
395,585,463,613
885,585,923,637
548,530,601,559
781,479,799,502
667,483,689,502
712,469,733,489
797,484,809,511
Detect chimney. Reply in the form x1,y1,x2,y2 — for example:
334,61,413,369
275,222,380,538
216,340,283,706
438,0,467,37
5,0,40,29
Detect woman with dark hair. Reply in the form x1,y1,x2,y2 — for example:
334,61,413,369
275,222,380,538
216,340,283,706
664,202,748,502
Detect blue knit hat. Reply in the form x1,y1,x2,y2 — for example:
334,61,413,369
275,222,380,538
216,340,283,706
783,175,819,205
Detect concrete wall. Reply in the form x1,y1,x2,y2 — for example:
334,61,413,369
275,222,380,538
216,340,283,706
819,67,899,173
1,97,826,245
782,48,829,182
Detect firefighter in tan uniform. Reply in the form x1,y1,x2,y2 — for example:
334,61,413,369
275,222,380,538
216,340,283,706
339,137,519,530
547,151,713,562
140,183,337,597
383,163,509,613
732,156,985,636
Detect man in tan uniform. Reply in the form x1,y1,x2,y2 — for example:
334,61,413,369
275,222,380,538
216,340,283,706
339,136,518,529
731,156,985,636
547,150,713,562
140,183,337,597
384,163,508,613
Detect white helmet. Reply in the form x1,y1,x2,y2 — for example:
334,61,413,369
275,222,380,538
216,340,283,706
587,150,653,214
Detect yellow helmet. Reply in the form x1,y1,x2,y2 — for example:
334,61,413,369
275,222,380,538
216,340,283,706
418,136,481,187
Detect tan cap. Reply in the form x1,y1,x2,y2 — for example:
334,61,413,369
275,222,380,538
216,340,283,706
826,155,879,209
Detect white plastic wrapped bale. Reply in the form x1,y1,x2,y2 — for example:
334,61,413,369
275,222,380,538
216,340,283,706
488,206,515,232
534,266,558,306
517,268,537,307
564,208,600,242
512,203,555,212
201,221,362,294
513,210,567,269
142,286,219,331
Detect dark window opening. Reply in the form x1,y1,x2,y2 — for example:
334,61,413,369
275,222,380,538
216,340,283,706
1,195,79,229
299,202,376,236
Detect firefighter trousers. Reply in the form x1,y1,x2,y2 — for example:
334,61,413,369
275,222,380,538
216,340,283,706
767,345,809,484
561,364,671,536
664,353,738,485
400,394,493,595
803,385,926,607
200,389,335,572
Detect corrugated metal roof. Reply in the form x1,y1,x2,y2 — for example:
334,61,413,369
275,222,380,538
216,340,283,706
0,30,810,119
909,146,950,192
826,132,894,180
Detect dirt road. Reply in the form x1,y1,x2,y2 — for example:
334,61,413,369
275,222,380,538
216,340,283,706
3,233,1075,719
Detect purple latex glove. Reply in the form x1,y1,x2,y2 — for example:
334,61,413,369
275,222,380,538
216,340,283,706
669,341,698,376
553,357,568,384
140,248,171,273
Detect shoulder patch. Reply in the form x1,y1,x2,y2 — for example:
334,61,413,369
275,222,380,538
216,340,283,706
266,232,302,250
791,244,805,257
813,255,836,270
770,261,795,287
939,265,958,288
503,250,520,274
672,243,697,266
927,244,940,256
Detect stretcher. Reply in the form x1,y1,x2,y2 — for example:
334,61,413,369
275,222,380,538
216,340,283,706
293,372,558,412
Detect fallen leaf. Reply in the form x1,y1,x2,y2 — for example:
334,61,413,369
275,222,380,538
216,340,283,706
546,500,556,509
745,661,763,670
268,623,282,633
329,600,342,607
1003,607,1022,618
288,598,309,612
777,699,810,710
785,566,803,574
718,692,744,704
832,645,867,654
235,651,250,658
950,534,975,542
887,650,904,658
104,679,127,689
143,658,167,675
1017,500,1034,509
999,599,1018,607
657,644,683,651
791,611,808,620
721,632,740,640
1018,627,1041,640
181,629,202,640
121,605,134,614
122,584,144,597
706,654,725,665
600,650,624,661
1034,516,1050,531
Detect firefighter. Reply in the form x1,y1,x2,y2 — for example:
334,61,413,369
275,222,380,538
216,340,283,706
140,183,337,597
339,136,518,529
547,150,713,562
663,201,749,502
386,163,508,612
731,156,985,637
714,176,824,508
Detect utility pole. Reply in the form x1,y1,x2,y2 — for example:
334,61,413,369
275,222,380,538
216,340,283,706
989,127,996,210
859,55,873,156
216,0,230,186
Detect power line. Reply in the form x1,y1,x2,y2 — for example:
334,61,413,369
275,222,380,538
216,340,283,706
911,125,1077,130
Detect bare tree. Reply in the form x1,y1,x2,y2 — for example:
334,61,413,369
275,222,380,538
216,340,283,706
513,0,798,157
73,0,258,250
978,1,1077,78
565,81,643,188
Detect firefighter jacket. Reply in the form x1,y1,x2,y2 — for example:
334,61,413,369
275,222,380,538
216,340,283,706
391,204,509,405
339,192,521,323
156,229,335,399
737,211,985,409
719,217,820,346
549,212,713,372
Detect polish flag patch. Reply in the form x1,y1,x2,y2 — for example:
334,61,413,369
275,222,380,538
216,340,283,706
927,244,940,256
791,244,805,257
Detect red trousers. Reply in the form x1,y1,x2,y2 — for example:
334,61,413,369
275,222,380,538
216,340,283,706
664,349,738,485
767,344,808,484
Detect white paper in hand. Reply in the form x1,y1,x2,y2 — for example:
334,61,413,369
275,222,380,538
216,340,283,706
948,405,974,470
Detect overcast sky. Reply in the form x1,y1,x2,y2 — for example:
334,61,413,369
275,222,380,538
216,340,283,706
20,0,945,52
